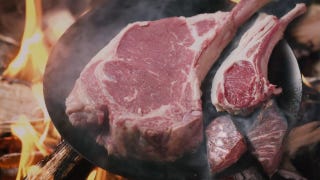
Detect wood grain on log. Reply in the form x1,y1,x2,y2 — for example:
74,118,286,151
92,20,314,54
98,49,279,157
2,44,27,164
25,140,94,180
24,140,129,180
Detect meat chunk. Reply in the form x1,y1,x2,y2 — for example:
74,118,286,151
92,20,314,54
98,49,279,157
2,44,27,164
65,0,270,161
211,4,306,115
206,115,247,173
247,100,288,175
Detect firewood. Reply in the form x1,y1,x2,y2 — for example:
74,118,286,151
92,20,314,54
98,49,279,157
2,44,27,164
24,141,127,180
25,140,94,180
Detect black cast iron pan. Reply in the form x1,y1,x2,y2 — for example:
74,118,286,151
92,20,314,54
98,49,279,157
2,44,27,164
43,0,305,179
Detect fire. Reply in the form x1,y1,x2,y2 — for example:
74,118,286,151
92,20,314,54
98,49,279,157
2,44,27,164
4,0,59,179
11,116,50,179
87,167,125,180
88,168,107,180
87,169,97,180
3,0,48,83
3,0,121,179
302,74,313,88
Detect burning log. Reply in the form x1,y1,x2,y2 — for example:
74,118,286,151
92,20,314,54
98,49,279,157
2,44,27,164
25,140,94,180
0,0,91,179
25,141,127,180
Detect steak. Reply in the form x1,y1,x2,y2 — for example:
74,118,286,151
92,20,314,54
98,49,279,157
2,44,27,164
247,100,288,176
211,4,306,115
65,0,270,161
206,115,247,173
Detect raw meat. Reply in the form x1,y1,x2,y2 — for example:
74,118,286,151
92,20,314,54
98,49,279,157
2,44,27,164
211,4,306,115
65,0,270,161
206,115,247,173
247,99,288,176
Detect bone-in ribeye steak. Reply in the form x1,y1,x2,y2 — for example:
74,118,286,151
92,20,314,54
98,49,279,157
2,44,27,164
65,0,270,161
211,4,306,115
247,99,287,176
206,115,246,173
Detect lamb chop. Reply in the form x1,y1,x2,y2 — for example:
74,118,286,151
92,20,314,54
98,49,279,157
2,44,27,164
211,4,306,115
65,0,270,161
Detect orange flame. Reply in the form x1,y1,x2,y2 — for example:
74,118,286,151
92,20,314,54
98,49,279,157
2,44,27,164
87,169,98,180
11,116,50,179
5,0,120,179
5,0,59,179
3,0,48,83
86,167,127,180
